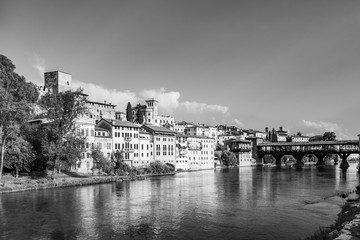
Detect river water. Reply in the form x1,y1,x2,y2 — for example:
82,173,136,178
1,165,359,240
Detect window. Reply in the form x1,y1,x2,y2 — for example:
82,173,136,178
163,145,167,156
91,130,94,136
107,143,111,149
156,145,160,156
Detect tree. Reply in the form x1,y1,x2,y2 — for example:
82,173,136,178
136,105,144,124
126,102,132,122
112,150,130,175
221,151,237,166
39,90,87,176
4,134,35,178
0,55,39,180
323,132,336,141
91,146,110,173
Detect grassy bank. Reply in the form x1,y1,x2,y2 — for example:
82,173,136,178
0,171,176,194
303,186,360,240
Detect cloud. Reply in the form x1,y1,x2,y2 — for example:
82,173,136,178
301,120,355,140
71,80,138,111
179,101,229,115
232,118,244,127
31,55,46,85
29,56,230,120
71,81,230,120
139,88,180,114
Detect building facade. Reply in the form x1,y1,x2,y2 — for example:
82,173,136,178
96,119,140,167
229,139,255,167
142,125,177,167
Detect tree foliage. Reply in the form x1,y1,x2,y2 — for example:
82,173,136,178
4,133,35,178
126,102,132,122
221,151,238,166
136,105,144,124
39,90,87,175
112,150,130,175
91,146,111,173
323,132,336,141
0,55,39,179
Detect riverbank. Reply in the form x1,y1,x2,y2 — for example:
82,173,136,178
0,172,176,194
304,186,360,240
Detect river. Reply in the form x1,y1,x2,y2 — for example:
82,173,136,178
1,164,359,240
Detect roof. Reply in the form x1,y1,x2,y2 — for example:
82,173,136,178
291,135,310,138
176,134,214,140
175,121,189,125
258,140,358,147
142,125,176,134
28,118,51,124
102,119,140,128
95,126,108,131
230,139,251,143
86,100,116,107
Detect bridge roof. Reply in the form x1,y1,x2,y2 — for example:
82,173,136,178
258,140,358,147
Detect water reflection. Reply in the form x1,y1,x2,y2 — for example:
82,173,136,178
0,164,359,240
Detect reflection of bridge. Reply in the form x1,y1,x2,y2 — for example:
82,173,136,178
257,140,359,169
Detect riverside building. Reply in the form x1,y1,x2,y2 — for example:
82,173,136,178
96,119,140,167
229,139,255,167
142,125,177,168
176,134,215,171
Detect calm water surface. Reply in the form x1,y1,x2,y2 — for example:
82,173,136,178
1,165,360,240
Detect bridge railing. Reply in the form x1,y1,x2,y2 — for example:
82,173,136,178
258,143,359,154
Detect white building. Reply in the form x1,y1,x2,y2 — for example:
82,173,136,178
229,139,255,167
174,121,191,134
137,129,153,167
291,135,310,143
96,119,140,167
94,126,113,160
133,99,175,128
142,125,177,168
86,100,116,122
176,134,215,171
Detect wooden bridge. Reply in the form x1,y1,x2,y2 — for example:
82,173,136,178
256,140,359,169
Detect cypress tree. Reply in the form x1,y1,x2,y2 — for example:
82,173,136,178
137,105,144,124
126,102,132,122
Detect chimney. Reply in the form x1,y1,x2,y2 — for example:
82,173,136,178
104,100,107,104
280,126,283,131
265,127,268,133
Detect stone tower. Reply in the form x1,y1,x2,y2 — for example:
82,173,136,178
145,98,159,124
44,71,72,93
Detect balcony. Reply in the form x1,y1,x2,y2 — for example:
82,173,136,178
123,148,134,153
124,137,132,142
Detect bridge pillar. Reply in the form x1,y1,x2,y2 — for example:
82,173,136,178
339,153,350,170
292,153,305,168
314,153,327,168
273,154,283,166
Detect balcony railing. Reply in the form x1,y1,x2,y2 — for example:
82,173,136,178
124,137,132,142
123,148,134,153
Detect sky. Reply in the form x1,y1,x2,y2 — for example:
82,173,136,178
1,0,360,139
